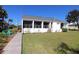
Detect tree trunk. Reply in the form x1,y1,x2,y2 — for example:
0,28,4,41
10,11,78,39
2,17,4,21
2,17,4,30
8,20,9,29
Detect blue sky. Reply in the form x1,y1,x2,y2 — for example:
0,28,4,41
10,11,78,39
3,5,79,25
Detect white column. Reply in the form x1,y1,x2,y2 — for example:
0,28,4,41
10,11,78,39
41,21,43,28
32,20,34,28
49,22,51,29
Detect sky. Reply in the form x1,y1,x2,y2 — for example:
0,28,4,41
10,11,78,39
3,5,79,25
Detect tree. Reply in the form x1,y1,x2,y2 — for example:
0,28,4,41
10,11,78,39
66,9,79,30
8,19,13,25
8,19,13,29
0,6,8,21
0,6,8,31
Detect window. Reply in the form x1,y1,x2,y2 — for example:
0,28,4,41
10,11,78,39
23,21,32,28
43,22,49,28
23,24,32,28
34,21,41,28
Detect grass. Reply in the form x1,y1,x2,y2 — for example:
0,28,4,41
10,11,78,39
22,31,79,54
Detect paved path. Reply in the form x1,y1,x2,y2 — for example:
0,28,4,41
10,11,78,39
2,32,22,54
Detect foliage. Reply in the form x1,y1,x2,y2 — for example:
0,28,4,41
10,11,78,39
66,9,79,29
0,32,7,54
55,42,79,54
61,23,64,28
69,29,78,31
0,33,8,43
2,29,12,36
0,6,8,32
11,28,17,34
8,19,13,22
17,25,21,32
9,24,17,29
0,6,8,19
62,28,67,32
8,19,13,27
66,9,79,23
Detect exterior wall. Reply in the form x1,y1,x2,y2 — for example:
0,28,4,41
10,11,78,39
23,28,48,33
67,26,78,29
51,22,62,32
64,23,78,30
22,16,63,33
23,21,62,33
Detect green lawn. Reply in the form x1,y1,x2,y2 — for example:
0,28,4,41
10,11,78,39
22,31,79,54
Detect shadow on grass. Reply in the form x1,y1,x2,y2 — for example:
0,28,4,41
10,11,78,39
55,42,79,54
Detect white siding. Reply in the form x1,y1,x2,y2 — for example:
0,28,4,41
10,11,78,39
51,22,62,32
23,28,49,33
23,22,62,33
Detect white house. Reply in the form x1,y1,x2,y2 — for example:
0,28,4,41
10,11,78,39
63,22,78,30
22,16,63,33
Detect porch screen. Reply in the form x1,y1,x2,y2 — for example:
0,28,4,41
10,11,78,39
23,21,32,28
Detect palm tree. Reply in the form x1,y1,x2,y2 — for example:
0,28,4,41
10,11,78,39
8,19,13,23
8,19,13,28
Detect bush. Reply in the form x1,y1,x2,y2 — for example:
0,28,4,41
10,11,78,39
0,39,7,43
69,29,78,31
62,28,67,32
55,42,79,54
0,43,5,53
0,33,8,43
11,28,17,34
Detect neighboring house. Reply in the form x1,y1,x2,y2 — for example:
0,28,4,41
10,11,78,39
22,16,64,33
64,22,78,30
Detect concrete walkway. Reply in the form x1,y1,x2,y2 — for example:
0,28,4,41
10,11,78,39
2,32,22,54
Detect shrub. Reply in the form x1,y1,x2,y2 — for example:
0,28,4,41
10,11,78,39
62,28,67,32
0,33,8,43
0,43,5,53
55,42,79,54
0,39,7,43
11,28,17,34
69,29,78,31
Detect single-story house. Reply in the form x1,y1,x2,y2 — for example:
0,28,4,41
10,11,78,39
63,22,78,30
68,23,78,30
22,16,64,33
